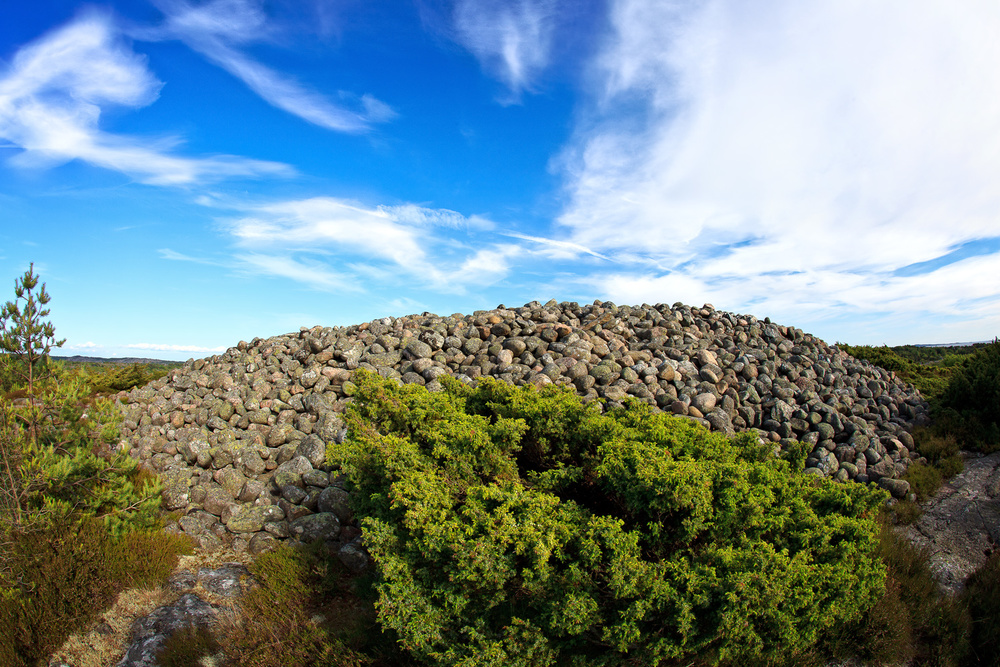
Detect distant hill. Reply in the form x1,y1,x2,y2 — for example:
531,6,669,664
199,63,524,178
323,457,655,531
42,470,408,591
913,341,992,348
52,355,181,366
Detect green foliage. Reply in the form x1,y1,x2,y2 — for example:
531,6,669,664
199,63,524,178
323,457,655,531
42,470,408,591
938,340,1000,452
330,371,889,667
85,362,172,395
891,344,986,366
821,522,972,666
0,516,192,666
0,263,181,667
3,366,163,536
0,263,65,438
904,461,944,503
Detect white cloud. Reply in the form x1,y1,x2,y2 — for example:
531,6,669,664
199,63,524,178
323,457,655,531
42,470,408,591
555,0,1000,337
220,196,519,293
453,0,558,97
150,0,395,132
503,231,610,260
0,12,291,184
125,342,227,353
65,341,102,350
234,252,359,292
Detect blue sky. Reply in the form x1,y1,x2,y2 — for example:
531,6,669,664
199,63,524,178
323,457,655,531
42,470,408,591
1,0,998,361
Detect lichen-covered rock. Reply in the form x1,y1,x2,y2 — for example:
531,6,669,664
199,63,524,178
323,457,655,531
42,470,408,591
225,505,271,533
317,486,352,523
116,594,218,667
290,512,341,543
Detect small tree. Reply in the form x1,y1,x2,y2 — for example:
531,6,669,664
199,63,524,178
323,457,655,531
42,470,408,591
0,263,65,443
0,263,64,535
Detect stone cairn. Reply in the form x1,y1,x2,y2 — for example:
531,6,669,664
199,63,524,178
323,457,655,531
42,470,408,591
116,300,930,559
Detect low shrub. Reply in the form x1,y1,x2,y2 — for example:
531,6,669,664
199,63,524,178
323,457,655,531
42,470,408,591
217,544,370,667
0,517,192,666
912,428,961,464
85,362,172,395
330,371,890,667
904,461,944,502
938,340,1000,453
963,550,1000,667
901,429,964,502
820,521,971,666
884,499,923,526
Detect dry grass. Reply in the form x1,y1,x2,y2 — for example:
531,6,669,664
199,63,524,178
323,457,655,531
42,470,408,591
48,587,171,667
47,547,256,667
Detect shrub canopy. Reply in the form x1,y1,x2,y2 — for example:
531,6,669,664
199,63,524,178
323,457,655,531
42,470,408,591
330,371,888,666
938,340,1000,451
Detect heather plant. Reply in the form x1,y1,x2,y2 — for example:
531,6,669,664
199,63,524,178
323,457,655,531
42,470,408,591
330,371,889,667
820,520,971,667
0,515,192,666
215,543,374,667
963,550,1000,666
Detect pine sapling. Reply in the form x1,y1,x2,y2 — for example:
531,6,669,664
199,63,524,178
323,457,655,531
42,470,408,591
0,263,65,443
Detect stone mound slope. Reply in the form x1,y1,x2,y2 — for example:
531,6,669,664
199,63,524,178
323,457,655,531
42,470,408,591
116,300,929,557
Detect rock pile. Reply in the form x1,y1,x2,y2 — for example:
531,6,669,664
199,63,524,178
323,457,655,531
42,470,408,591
116,300,929,554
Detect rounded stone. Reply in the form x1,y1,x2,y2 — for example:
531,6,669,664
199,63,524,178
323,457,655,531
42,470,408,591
289,512,341,543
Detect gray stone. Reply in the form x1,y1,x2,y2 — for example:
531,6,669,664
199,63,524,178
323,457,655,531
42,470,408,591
403,339,433,359
590,364,616,385
337,543,369,572
225,505,271,533
160,478,190,511
216,467,247,498
878,477,911,499
202,486,236,518
116,593,218,667
296,435,327,468
289,512,341,543
281,484,308,505
302,469,330,488
249,532,278,554
317,486,352,523
705,409,734,436
273,455,314,489
691,393,717,414
235,446,266,476
237,479,267,503
198,564,251,597
267,424,293,447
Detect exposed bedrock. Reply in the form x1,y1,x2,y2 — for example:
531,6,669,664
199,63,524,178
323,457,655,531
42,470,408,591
116,300,929,554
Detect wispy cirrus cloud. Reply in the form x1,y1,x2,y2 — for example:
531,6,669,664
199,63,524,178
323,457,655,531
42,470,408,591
452,0,559,99
0,11,291,185
146,0,395,132
555,0,1000,341
233,252,358,292
217,196,519,293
